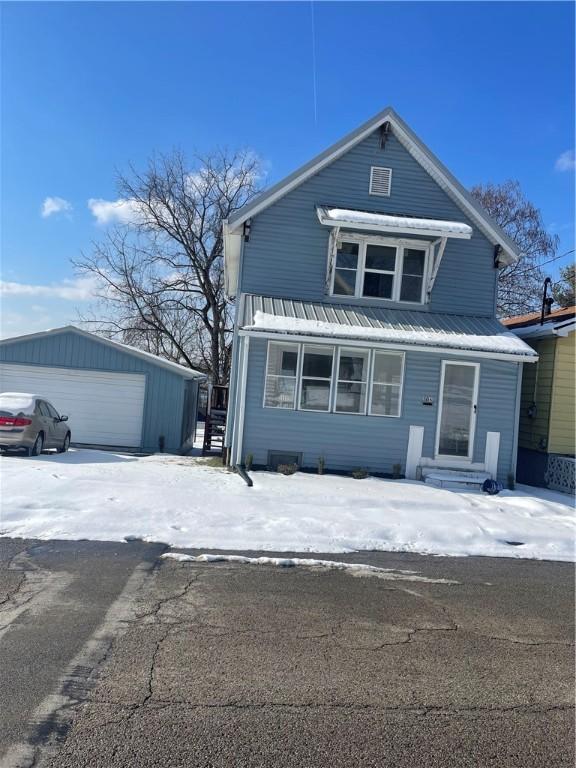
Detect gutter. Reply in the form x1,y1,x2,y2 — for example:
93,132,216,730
238,328,539,363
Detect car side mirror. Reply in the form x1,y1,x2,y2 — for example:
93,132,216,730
60,415,68,422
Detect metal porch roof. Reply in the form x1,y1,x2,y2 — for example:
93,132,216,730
240,295,537,360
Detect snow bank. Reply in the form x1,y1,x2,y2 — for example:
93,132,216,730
248,312,536,357
0,450,573,561
161,552,458,582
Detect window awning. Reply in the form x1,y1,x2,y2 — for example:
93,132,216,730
316,206,473,239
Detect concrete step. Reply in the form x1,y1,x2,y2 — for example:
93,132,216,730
422,468,491,490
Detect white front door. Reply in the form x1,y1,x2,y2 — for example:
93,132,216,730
435,361,479,461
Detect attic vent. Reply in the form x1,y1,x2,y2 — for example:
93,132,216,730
369,166,392,197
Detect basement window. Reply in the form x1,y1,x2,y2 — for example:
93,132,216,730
267,451,302,471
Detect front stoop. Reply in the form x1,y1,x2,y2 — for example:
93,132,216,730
421,467,491,490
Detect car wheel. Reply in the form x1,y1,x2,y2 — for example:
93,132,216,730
30,433,44,457
59,433,71,453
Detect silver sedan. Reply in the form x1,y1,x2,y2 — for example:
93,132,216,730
0,392,71,456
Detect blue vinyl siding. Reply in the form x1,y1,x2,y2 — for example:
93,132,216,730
240,337,519,483
240,130,497,317
0,331,193,453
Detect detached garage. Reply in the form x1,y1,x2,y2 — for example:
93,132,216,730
0,326,204,453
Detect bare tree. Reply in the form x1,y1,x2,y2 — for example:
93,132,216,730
553,263,576,308
470,180,559,317
77,150,261,382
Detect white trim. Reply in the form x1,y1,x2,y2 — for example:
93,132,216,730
512,318,576,340
298,344,335,413
262,340,300,410
484,431,500,479
260,340,406,418
317,208,472,239
435,361,480,461
234,335,250,466
510,362,523,481
325,226,341,294
368,350,405,418
329,235,430,305
406,425,425,480
239,329,538,363
333,346,371,415
426,237,447,298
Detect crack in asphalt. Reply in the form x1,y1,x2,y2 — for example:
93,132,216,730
75,698,576,718
19,557,574,767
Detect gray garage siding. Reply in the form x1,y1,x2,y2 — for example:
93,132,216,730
0,330,194,453
240,130,498,317
240,337,520,483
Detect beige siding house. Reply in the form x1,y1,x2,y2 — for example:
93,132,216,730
504,305,575,494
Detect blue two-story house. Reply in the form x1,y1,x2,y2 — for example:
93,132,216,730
223,108,537,486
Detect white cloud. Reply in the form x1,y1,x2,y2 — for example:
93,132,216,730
41,196,72,218
0,276,98,301
88,197,142,225
555,150,576,172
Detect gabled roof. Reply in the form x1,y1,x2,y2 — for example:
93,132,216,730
239,294,537,362
225,107,522,267
0,326,205,379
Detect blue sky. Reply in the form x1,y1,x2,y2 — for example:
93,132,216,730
1,1,574,337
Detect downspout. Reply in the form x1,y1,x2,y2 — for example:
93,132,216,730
224,228,247,459
511,362,524,482
233,335,252,486
224,292,246,457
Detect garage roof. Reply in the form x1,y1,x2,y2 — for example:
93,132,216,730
0,326,205,379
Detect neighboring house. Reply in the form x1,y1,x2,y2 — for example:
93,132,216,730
0,326,204,453
503,305,575,493
223,107,537,487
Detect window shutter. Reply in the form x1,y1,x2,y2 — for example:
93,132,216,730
369,166,392,196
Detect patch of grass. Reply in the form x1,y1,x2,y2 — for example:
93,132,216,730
194,456,227,468
277,463,298,475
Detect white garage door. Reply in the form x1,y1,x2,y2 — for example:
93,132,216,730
0,363,146,447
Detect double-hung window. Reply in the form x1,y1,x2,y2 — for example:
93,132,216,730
331,237,428,304
335,348,369,414
369,352,404,416
333,242,359,296
264,342,299,408
300,346,334,411
265,342,404,417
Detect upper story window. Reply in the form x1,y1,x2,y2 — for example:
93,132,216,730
330,237,429,304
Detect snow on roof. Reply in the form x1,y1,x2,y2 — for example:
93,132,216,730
247,310,537,359
502,305,576,329
316,207,473,238
0,392,38,414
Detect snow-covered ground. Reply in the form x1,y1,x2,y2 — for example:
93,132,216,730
0,448,573,561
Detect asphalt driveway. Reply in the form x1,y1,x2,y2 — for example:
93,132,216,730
0,542,574,767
